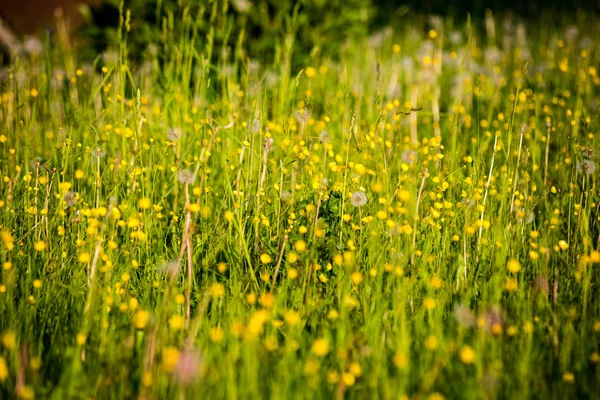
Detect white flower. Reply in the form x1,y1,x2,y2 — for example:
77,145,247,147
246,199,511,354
166,127,183,142
350,192,367,208
178,169,196,184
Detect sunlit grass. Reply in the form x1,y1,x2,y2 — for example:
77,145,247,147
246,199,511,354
0,5,599,399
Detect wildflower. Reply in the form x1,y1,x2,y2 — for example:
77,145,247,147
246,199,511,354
506,259,521,273
351,272,363,285
401,149,418,164
0,356,7,381
576,159,596,175
209,283,225,298
459,345,476,364
294,240,306,253
252,119,261,133
90,146,106,158
533,275,549,295
29,157,43,169
178,169,196,185
312,338,329,356
76,334,86,345
166,127,183,142
134,310,150,329
173,346,203,385
280,190,292,203
453,304,475,328
263,137,274,153
397,189,411,202
162,347,180,373
393,352,408,369
481,307,504,332
563,372,575,383
424,335,438,350
354,163,367,176
350,191,367,208
505,277,518,292
138,197,152,210
232,0,252,13
34,241,46,252
342,372,355,386
260,253,272,264
2,331,16,349
284,310,301,326
64,191,77,207
78,252,91,263
423,297,436,310
169,315,185,331
24,36,44,56
294,107,312,123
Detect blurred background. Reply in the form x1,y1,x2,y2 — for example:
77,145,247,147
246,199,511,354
0,0,599,64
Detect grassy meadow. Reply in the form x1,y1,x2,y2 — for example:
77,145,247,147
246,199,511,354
0,3,600,399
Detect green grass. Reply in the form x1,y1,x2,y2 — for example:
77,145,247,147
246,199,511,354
0,4,599,399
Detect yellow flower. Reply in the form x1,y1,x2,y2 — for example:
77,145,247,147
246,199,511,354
2,331,16,349
78,252,91,263
76,333,87,345
162,347,180,373
505,277,518,292
459,345,476,364
260,253,272,264
506,259,521,273
34,241,46,252
312,338,329,356
75,169,85,179
294,240,306,253
187,203,201,213
305,67,316,78
342,372,356,386
0,356,8,381
562,372,575,383
423,297,436,311
134,310,150,329
209,283,225,298
424,335,438,350
169,315,185,331
393,352,408,369
138,197,152,210
284,310,301,327
397,189,411,202
209,326,224,342
351,272,363,285
224,210,234,222
354,163,367,176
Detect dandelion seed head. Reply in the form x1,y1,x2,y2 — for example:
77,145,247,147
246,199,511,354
401,149,418,164
280,190,292,203
64,191,77,208
350,191,367,208
173,346,203,385
166,127,183,142
90,146,106,158
263,137,274,153
24,37,44,56
29,157,43,169
576,159,596,175
158,260,181,280
453,304,475,328
178,169,196,185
